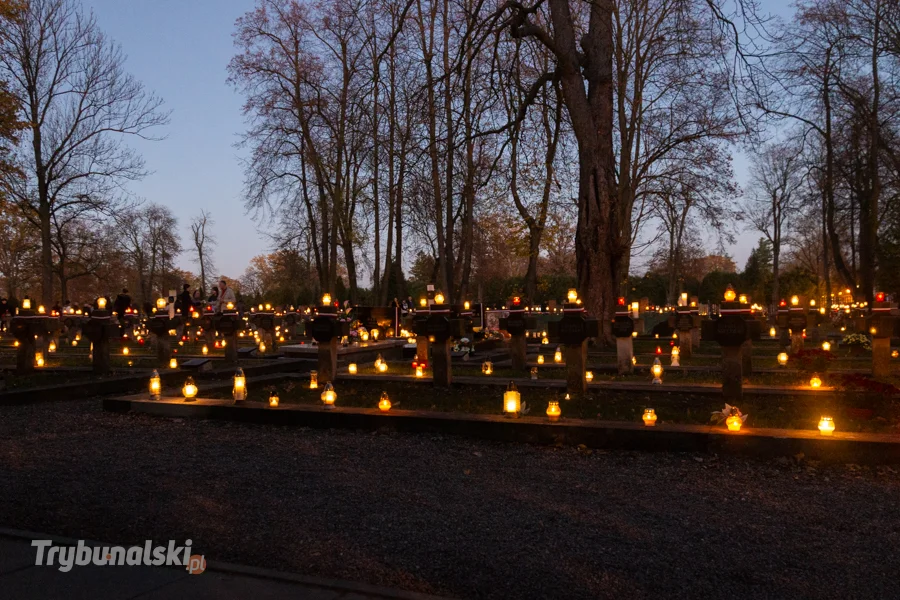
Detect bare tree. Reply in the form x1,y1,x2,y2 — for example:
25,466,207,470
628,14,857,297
190,210,216,296
746,141,806,308
0,0,168,303
115,203,181,307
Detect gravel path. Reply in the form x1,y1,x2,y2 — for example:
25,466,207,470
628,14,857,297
1,400,899,599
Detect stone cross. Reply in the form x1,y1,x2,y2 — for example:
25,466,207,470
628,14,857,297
309,301,349,384
499,296,534,372
414,302,466,387
10,300,59,375
83,304,113,375
612,299,636,374
702,300,752,404
212,305,245,364
869,293,897,378
787,297,808,354
549,302,599,395
147,300,182,365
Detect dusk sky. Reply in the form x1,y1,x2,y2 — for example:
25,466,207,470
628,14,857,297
82,0,792,283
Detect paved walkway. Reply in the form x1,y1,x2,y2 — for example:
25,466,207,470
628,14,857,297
0,530,450,600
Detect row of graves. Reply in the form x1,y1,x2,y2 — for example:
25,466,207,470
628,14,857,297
9,283,900,442
223,285,898,435
0,293,310,381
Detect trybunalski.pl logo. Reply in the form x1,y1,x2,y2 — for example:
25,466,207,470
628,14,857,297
32,539,206,574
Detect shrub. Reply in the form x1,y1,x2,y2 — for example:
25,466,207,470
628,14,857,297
790,349,835,373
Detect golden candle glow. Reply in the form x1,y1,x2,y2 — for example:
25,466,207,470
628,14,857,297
809,374,822,388
310,370,318,389
464,301,470,310
738,294,748,304
434,291,445,304
553,347,562,363
48,341,57,353
38,305,46,314
585,370,594,382
482,360,493,375
348,363,358,375
268,391,279,407
360,331,369,342
541,336,549,345
149,370,161,399
537,354,545,365
322,293,332,305
22,298,31,310
503,381,521,418
156,297,167,310
377,361,388,373
818,416,835,436
546,401,561,422
35,352,45,368
258,341,266,353
415,365,424,378
726,414,743,431
777,352,789,367
182,377,198,400
769,327,777,338
643,408,658,427
567,289,578,303
651,358,663,384
169,358,178,369
97,297,107,310
233,368,247,401
201,345,208,355
378,391,391,412
821,341,831,352
122,346,130,355
419,297,427,307
790,295,799,307
226,302,235,311
321,382,336,409
724,286,736,302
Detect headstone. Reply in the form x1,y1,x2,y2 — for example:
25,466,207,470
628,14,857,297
549,303,600,395
612,304,635,374
424,308,454,387
310,304,347,383
83,311,113,375
499,298,533,372
788,301,807,354
703,303,751,403
675,308,696,358
10,304,60,375
869,294,897,378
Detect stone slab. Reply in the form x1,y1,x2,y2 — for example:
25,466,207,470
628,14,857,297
104,395,900,465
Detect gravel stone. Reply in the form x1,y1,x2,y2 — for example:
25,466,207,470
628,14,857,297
1,400,898,599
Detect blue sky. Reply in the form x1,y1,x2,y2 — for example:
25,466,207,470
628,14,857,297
82,0,791,281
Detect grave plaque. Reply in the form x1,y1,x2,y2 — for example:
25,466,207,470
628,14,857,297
613,312,635,374
549,305,599,394
612,316,635,338
310,316,337,343
869,294,897,377
788,313,807,333
676,313,693,331
500,302,531,372
715,315,748,347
